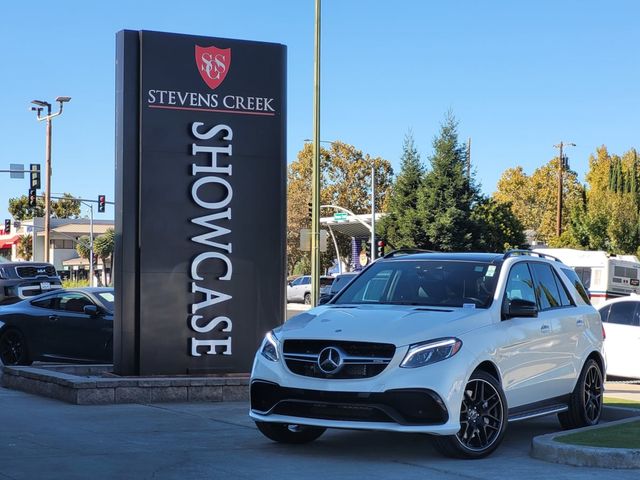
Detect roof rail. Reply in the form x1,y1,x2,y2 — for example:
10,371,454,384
503,249,562,262
382,248,436,259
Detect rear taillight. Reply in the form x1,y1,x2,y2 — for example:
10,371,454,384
602,324,606,340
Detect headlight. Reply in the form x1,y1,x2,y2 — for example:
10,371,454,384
400,338,462,368
260,330,280,362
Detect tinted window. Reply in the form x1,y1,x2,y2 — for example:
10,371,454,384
56,293,94,313
504,263,536,305
334,260,499,308
31,296,55,309
561,267,591,304
553,269,574,307
301,276,311,285
574,267,592,289
291,277,303,286
330,274,357,294
598,305,611,323
320,277,333,287
607,302,639,326
530,263,561,310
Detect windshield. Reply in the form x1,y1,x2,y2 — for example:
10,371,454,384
0,256,9,264
333,260,499,308
96,291,115,312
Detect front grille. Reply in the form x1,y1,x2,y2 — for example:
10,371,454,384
251,381,448,425
16,265,57,278
283,340,395,379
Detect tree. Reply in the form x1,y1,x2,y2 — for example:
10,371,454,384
471,198,525,252
494,158,584,244
16,234,32,261
94,228,114,286
417,113,479,251
378,131,426,249
8,195,44,221
8,192,80,221
286,141,393,274
51,193,81,218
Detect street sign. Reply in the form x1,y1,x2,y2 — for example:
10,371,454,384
9,163,24,179
300,228,329,252
333,212,348,222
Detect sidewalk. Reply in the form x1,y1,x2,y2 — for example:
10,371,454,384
605,381,640,402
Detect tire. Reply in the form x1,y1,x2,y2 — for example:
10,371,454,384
558,358,603,430
255,421,326,444
432,371,508,459
0,328,31,366
303,293,311,305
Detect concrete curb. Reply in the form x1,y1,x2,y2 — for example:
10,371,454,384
531,408,640,469
1,364,249,405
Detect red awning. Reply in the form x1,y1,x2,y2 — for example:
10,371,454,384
0,235,20,249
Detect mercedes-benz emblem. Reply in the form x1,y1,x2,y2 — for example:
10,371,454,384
317,346,344,374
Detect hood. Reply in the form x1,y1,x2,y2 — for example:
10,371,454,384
277,304,492,347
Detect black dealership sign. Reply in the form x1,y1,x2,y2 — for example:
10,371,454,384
115,30,286,375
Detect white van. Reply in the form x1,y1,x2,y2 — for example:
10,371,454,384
533,248,640,306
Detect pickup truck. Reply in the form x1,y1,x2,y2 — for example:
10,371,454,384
0,257,62,305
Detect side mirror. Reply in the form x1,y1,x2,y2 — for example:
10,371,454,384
318,294,334,305
505,298,538,319
83,305,99,316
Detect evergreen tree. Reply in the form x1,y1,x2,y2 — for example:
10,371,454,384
378,131,425,248
417,113,478,251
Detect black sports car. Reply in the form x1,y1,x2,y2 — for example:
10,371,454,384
0,288,113,365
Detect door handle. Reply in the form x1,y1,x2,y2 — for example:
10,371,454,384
576,319,585,327
48,315,58,322
540,324,551,333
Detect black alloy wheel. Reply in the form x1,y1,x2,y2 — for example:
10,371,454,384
558,358,603,429
255,421,326,444
433,371,507,458
0,328,30,366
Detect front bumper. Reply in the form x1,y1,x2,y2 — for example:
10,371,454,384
250,345,472,435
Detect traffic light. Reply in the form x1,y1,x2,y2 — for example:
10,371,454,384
377,239,386,258
30,163,41,190
28,188,37,207
4,219,10,234
308,202,313,218
98,195,106,213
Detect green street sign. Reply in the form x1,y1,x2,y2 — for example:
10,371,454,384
333,212,348,222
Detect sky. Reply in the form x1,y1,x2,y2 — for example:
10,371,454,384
1,0,638,222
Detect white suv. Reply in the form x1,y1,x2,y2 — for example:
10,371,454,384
250,251,605,458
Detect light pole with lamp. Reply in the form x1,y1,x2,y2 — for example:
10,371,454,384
30,96,71,263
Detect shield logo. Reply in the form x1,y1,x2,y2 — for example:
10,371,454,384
195,45,231,90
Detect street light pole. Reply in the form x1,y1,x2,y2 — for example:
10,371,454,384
31,97,71,263
553,141,576,237
370,163,376,261
310,0,321,307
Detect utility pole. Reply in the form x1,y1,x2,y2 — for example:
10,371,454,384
553,141,576,237
30,97,71,262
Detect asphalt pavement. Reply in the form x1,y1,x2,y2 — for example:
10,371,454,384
1,384,639,480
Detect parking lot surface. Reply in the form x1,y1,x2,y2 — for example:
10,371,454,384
1,386,638,480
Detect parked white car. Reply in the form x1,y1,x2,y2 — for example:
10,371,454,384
287,275,333,304
251,251,605,458
597,295,640,379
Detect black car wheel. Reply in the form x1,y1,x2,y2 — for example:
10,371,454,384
255,421,326,444
432,371,507,459
558,358,603,429
0,328,31,366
